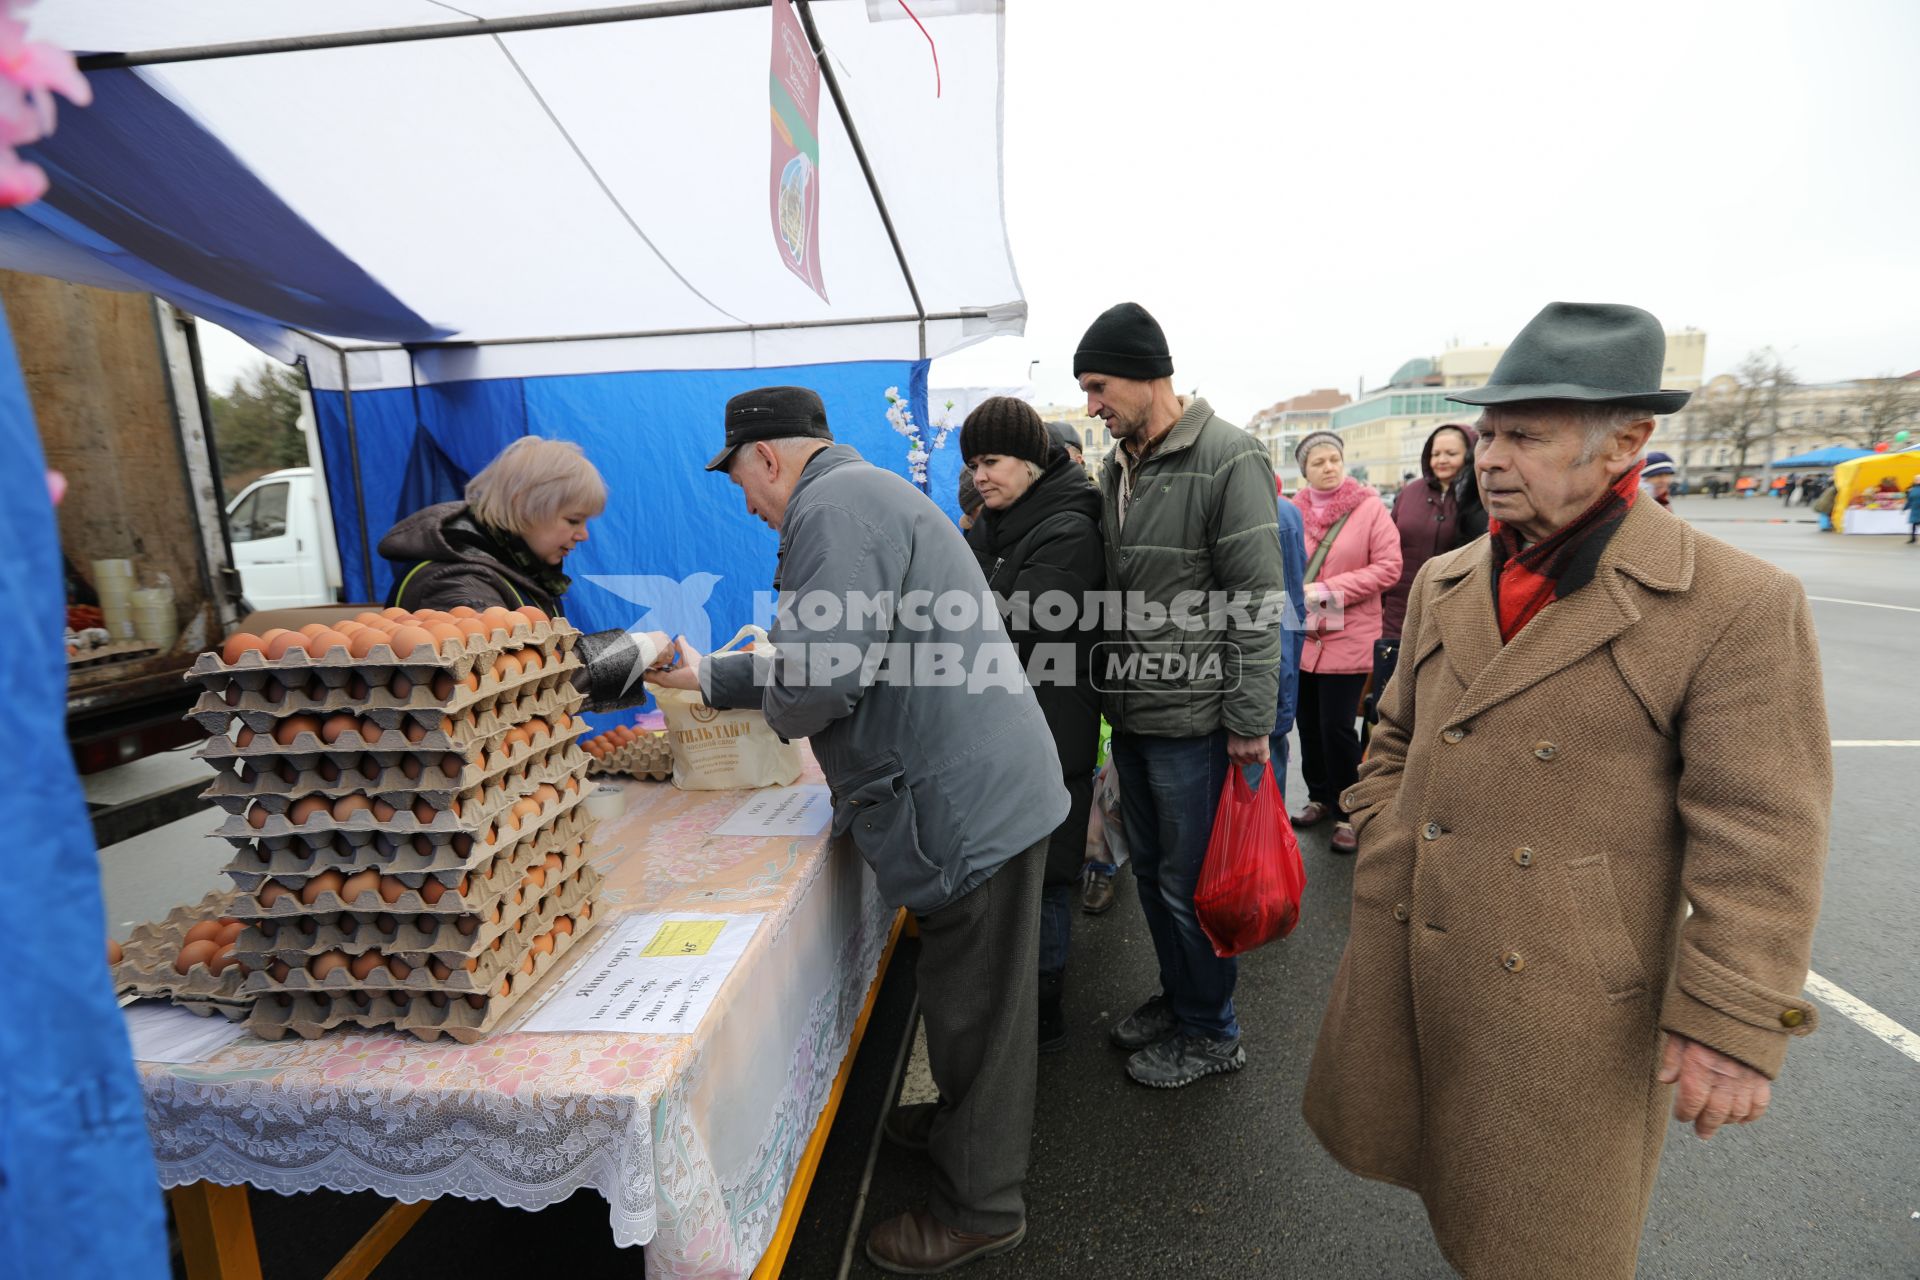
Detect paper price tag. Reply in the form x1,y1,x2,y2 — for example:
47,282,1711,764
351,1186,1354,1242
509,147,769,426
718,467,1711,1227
640,919,727,958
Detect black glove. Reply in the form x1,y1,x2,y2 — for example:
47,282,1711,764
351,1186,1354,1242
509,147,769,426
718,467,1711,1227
572,628,653,713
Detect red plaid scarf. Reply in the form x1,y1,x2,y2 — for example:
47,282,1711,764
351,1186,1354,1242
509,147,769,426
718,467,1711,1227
1489,461,1643,643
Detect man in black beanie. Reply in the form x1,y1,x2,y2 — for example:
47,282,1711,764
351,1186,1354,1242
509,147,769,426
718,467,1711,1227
1075,302,1290,1088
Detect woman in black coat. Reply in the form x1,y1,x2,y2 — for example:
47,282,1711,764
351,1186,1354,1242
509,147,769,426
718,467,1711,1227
963,397,1106,1052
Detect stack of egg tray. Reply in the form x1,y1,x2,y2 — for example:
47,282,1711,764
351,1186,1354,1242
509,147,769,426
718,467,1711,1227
113,890,251,1020
187,615,605,1042
585,728,673,781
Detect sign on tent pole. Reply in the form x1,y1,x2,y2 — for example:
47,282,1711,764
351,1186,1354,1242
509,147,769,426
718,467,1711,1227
770,0,828,300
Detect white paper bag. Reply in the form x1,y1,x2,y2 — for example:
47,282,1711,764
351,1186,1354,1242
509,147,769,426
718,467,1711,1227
655,626,804,791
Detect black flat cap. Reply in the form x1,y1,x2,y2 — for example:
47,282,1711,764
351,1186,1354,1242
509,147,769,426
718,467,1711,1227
706,386,833,472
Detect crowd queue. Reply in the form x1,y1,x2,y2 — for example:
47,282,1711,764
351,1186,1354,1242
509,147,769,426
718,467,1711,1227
387,301,1833,1278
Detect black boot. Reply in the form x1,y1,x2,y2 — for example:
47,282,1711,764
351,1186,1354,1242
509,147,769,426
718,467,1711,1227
1038,971,1067,1053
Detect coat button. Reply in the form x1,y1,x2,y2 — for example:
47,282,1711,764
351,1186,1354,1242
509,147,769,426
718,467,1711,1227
1392,903,1409,922
1533,741,1559,761
1780,1008,1805,1028
1502,952,1525,972
1441,728,1466,744
1423,822,1443,841
1512,847,1534,867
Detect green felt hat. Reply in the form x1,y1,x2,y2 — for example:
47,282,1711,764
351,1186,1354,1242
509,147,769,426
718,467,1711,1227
1447,302,1692,414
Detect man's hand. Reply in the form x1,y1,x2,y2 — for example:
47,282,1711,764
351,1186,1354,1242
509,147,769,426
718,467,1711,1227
1659,1032,1772,1139
643,637,703,691
1226,732,1270,767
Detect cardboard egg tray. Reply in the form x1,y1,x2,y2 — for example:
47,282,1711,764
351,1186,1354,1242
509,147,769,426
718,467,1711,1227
112,890,254,1019
232,836,596,961
586,732,673,781
210,741,589,836
187,649,581,732
224,788,595,904
224,801,593,881
245,898,602,1043
202,721,588,805
186,617,580,695
197,684,586,757
235,859,599,990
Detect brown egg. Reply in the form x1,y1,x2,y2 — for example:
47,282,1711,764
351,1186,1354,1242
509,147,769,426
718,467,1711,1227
400,755,423,781
492,932,507,950
530,932,555,957
427,622,464,652
403,719,428,744
216,920,247,946
534,783,560,807
415,609,449,624
268,959,291,982
208,944,242,976
175,940,219,974
348,628,387,659
511,798,542,823
519,649,545,675
497,978,512,998
524,717,550,741
410,796,437,825
516,605,550,626
439,754,463,779
316,757,343,783
388,672,414,699
340,868,381,902
258,679,287,705
264,631,308,660
353,611,389,629
222,633,267,664
481,605,518,634
454,616,490,641
274,714,322,746
448,606,479,619
331,793,373,821
309,951,350,979
419,877,450,905
544,852,566,876
108,937,124,965
371,798,398,821
276,759,301,784
523,866,547,891
430,671,456,701
520,953,537,975
578,902,591,921
300,869,346,906
388,625,436,659
381,607,412,621
359,716,384,744
562,776,579,795
452,833,475,857
258,880,292,907
388,958,413,980
345,674,371,700
298,623,331,639
247,805,270,830
337,619,366,636
182,919,223,946
553,915,575,937
428,957,453,981
502,727,531,755
306,629,351,658
288,795,331,826
319,713,360,744
466,954,482,972
486,903,502,925
455,915,480,937
490,653,513,682
349,951,388,980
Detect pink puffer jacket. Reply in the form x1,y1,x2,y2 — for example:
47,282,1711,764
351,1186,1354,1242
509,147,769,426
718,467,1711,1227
1293,480,1402,675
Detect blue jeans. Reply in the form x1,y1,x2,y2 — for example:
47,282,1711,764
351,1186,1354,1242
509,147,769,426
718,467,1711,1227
1109,730,1239,1040
1039,883,1072,979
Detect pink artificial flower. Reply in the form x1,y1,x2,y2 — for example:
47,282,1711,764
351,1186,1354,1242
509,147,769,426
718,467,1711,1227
0,2,90,211
45,468,64,506
0,154,45,205
0,14,92,107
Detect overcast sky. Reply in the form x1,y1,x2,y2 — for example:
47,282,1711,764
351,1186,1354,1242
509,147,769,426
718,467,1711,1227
203,0,1920,425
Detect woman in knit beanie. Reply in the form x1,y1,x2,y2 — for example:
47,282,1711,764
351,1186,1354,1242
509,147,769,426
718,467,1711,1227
960,395,1106,1051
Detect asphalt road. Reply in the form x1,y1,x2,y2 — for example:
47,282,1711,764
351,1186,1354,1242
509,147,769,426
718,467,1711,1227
165,496,1920,1278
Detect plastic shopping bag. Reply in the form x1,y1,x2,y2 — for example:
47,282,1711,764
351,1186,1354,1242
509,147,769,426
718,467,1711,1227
653,626,804,791
1194,763,1306,957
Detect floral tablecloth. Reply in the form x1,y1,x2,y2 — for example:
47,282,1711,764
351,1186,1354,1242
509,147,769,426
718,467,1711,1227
140,753,895,1278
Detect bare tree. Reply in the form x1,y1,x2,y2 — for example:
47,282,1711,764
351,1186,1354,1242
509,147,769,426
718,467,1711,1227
1835,374,1920,448
1693,349,1796,479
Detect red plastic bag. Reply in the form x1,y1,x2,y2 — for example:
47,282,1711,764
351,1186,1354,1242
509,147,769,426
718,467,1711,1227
1195,764,1306,957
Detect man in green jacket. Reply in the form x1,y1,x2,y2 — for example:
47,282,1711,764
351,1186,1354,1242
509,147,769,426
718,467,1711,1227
1077,302,1287,1087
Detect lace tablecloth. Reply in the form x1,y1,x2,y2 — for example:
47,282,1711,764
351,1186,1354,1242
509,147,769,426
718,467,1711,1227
140,754,895,1278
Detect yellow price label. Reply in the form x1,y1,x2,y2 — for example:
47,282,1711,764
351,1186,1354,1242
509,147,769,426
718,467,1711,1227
640,920,726,958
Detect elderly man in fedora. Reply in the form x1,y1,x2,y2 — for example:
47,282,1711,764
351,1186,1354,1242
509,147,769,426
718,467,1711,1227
1303,303,1833,1279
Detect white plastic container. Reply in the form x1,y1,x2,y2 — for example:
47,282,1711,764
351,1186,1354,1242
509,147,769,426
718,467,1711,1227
131,581,176,650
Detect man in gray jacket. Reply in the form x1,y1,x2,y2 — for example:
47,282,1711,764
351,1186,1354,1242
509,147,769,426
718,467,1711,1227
649,386,1066,1275
1077,303,1287,1089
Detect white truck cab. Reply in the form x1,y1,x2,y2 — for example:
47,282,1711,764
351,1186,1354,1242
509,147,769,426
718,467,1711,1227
225,466,341,609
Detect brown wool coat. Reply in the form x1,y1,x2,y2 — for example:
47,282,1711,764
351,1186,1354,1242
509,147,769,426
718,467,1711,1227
1302,499,1832,1279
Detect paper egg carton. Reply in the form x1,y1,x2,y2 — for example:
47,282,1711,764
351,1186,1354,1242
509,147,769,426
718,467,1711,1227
229,819,594,940
201,722,588,807
587,732,673,781
112,890,254,1018
186,656,582,737
223,800,594,882
224,787,596,909
237,864,601,997
197,684,586,758
211,741,589,837
245,898,601,1044
187,617,580,695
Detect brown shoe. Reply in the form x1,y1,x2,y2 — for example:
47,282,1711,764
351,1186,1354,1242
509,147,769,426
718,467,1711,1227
1291,801,1333,829
1330,821,1358,855
865,1207,1026,1275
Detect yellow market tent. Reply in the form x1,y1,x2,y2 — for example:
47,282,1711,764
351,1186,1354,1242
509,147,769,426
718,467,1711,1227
1830,447,1920,531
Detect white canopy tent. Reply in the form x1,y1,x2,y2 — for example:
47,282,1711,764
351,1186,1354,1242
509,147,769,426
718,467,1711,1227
25,0,1022,391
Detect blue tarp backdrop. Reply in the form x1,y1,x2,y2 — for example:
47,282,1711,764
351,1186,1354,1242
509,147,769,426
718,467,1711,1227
312,359,956,652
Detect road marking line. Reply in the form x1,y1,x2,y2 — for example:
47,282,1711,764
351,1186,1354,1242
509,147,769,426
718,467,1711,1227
1832,740,1920,747
1805,971,1920,1066
1807,595,1920,614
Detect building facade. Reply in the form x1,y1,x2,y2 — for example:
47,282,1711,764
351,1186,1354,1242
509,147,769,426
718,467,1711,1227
1246,388,1351,487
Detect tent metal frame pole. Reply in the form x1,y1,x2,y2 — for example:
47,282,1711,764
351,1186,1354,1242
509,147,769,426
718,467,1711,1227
335,347,376,598
74,1,774,71
794,0,929,361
